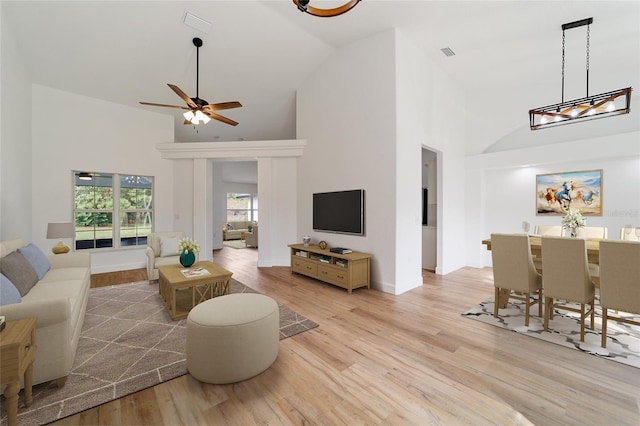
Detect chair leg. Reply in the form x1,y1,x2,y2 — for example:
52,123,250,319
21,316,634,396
579,303,585,342
544,297,552,331
590,299,595,330
537,288,543,317
601,307,608,348
494,287,500,319
524,292,530,326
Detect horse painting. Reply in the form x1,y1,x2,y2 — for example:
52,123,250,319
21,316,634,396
536,170,602,216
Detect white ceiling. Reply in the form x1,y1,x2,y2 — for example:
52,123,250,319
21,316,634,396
3,1,639,145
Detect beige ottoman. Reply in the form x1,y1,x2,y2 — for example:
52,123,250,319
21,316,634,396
186,293,279,384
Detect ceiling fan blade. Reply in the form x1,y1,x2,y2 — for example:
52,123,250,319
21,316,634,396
202,101,243,111
139,101,190,110
167,84,198,109
204,111,239,126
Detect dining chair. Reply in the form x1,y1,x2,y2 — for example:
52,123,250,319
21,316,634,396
490,233,542,326
598,240,640,348
533,225,563,236
619,227,640,241
541,236,595,341
575,226,607,239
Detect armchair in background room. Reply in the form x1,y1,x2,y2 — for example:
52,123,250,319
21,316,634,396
146,231,198,280
245,224,258,248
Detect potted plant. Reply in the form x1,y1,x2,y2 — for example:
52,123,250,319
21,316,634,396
247,223,253,232
561,208,586,237
177,237,200,267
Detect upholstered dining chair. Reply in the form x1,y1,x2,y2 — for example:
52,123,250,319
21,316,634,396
541,236,595,341
490,233,542,326
619,227,640,241
533,225,563,236
598,240,640,348
575,226,608,239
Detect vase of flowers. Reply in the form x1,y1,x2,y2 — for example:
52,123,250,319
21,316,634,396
561,208,586,238
177,237,200,267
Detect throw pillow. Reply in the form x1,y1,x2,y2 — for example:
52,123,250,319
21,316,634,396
160,236,180,257
0,251,39,296
18,243,51,280
0,273,22,305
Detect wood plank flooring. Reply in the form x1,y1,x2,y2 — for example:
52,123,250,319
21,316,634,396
55,246,640,425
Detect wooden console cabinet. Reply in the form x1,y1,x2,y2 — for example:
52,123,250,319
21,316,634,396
289,244,372,293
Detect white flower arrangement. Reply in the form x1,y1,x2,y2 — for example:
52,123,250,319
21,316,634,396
561,208,586,230
177,237,200,254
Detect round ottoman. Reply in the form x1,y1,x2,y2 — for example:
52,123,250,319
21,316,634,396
186,293,279,384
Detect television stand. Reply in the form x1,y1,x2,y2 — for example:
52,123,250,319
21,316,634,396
288,244,372,293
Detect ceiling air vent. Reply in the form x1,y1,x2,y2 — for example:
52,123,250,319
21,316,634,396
440,47,455,57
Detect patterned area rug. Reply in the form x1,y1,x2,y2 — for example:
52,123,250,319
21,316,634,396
463,298,640,369
2,279,318,425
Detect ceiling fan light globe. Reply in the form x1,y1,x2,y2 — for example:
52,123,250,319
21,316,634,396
183,111,195,120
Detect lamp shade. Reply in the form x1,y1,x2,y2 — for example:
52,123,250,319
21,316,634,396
47,222,75,239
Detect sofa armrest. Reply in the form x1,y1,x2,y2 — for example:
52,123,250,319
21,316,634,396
48,251,90,269
0,298,72,328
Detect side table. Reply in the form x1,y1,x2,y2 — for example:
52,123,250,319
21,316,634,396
0,317,37,426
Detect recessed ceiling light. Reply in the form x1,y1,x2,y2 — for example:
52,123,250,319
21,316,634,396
183,11,211,34
440,47,455,57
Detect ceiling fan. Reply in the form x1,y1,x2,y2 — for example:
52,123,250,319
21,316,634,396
140,37,242,126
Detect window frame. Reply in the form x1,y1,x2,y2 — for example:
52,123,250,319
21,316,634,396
73,171,154,251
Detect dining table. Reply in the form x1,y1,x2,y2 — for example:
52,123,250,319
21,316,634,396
482,235,603,308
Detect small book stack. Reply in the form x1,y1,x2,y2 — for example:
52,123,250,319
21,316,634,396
330,247,352,254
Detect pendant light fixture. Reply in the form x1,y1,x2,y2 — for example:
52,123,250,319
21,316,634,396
293,0,361,18
529,17,632,130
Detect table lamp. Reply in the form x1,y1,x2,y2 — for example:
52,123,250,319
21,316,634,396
47,222,75,254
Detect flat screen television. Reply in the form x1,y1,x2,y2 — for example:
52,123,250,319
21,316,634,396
313,189,364,236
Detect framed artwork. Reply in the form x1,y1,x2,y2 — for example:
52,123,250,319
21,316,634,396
536,169,603,216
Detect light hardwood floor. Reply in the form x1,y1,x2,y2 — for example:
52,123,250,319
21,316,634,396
55,246,640,425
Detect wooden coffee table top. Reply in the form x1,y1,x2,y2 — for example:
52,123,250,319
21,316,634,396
158,261,233,287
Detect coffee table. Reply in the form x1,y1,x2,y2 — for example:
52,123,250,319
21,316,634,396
158,261,233,320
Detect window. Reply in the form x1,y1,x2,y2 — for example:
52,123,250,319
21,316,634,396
74,172,153,250
226,193,258,222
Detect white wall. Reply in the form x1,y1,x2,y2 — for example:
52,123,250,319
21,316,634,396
1,11,33,240
297,30,398,292
31,85,174,273
465,132,640,268
395,30,469,278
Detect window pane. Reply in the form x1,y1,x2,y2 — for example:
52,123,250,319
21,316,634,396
120,175,153,209
120,212,152,246
75,212,113,249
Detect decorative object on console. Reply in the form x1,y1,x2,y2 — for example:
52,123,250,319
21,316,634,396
319,240,327,250
46,222,75,254
293,0,361,18
177,237,200,267
529,17,632,130
303,236,311,247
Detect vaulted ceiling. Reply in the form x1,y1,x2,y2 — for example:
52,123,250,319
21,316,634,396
3,1,639,146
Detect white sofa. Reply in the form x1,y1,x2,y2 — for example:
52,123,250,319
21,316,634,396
223,221,253,241
0,238,91,388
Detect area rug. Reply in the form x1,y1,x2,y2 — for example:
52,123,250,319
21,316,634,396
222,239,247,249
463,298,640,369
1,279,318,426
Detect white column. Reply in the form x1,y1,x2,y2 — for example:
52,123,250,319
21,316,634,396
193,158,213,261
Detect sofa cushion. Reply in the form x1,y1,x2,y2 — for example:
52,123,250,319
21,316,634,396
0,251,39,296
18,243,51,280
0,273,22,305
